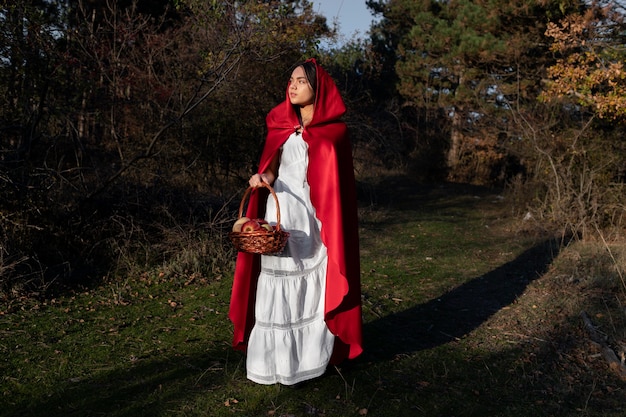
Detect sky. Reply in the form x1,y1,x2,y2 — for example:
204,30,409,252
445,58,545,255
311,0,377,43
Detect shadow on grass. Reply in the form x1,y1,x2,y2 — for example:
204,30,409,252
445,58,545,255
361,237,562,362
4,347,238,417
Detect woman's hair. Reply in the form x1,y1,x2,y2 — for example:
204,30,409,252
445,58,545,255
299,61,317,96
291,61,317,126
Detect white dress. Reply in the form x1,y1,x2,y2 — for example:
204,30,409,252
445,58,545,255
246,132,335,385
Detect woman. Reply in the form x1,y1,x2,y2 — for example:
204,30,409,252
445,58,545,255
229,58,362,386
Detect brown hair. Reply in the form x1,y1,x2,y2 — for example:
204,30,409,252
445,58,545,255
299,61,317,97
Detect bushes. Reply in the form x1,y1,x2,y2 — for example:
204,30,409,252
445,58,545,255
0,0,330,298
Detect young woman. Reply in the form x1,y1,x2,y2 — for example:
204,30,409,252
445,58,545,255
229,58,362,385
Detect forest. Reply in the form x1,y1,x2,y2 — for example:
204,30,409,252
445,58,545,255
1,0,626,297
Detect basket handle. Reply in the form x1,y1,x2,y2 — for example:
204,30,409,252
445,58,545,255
238,182,282,232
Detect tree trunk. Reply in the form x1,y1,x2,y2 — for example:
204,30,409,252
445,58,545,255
447,109,463,169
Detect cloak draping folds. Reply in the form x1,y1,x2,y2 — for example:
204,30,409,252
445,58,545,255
228,58,363,363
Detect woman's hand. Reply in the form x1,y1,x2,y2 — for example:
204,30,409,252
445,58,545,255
249,153,279,188
249,172,274,188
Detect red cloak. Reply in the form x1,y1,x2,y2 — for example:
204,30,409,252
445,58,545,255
228,59,363,363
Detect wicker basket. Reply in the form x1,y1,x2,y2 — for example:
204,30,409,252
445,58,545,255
229,183,289,254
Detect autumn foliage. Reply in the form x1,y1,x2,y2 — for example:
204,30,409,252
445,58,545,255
541,5,626,121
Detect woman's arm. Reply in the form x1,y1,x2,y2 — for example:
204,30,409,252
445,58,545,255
249,150,280,188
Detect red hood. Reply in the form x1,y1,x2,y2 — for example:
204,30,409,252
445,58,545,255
260,58,347,173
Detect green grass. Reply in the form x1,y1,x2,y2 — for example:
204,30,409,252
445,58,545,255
2,178,625,416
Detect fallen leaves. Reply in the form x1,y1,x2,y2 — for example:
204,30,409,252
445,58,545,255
224,397,239,407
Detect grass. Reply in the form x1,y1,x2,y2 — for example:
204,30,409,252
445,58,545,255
2,176,626,416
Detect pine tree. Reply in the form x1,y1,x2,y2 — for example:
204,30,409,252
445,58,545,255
369,0,583,182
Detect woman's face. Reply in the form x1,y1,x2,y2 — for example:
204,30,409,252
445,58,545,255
288,66,315,107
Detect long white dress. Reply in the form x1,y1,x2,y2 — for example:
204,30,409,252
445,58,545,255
246,132,335,385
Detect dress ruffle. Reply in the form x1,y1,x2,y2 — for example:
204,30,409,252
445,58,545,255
246,256,334,385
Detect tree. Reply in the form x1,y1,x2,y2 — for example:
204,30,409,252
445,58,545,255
510,2,626,239
0,0,332,296
367,0,582,183
540,3,626,122
0,1,64,154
